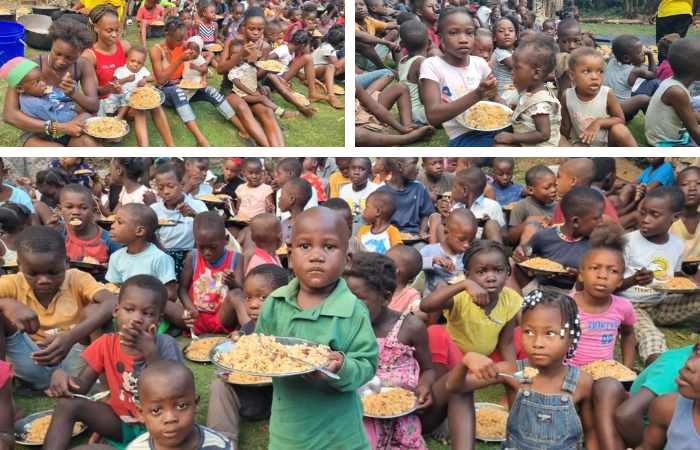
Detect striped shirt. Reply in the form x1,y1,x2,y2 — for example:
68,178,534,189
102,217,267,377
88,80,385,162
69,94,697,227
198,20,216,44
125,425,232,450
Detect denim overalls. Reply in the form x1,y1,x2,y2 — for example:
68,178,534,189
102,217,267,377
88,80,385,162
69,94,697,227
503,360,583,450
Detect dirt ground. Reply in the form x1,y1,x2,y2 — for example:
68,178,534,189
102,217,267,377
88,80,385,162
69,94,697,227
516,157,644,182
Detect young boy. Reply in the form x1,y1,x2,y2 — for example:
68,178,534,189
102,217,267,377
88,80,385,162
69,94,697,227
508,165,558,245
398,20,430,128
376,157,435,244
414,0,440,54
357,191,402,254
603,34,656,122
42,275,184,450
339,157,378,218
273,158,318,222
279,178,313,245
300,158,328,202
672,167,700,271
420,208,478,296
0,226,117,390
385,245,423,312
129,361,232,450
355,0,400,77
488,157,524,206
553,158,620,225
417,157,455,203
179,211,244,335
255,207,379,450
184,157,213,198
244,213,283,274
616,186,692,366
263,22,281,49
206,264,289,449
329,157,352,199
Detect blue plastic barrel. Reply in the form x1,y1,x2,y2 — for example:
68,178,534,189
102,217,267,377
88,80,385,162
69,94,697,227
0,22,25,67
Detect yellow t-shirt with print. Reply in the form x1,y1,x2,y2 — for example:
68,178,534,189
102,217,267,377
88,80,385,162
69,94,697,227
445,287,522,355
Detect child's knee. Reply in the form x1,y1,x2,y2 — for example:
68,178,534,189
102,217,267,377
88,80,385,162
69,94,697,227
592,377,626,404
54,397,82,415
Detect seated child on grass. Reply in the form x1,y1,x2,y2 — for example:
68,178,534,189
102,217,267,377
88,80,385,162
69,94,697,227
357,190,402,254
0,57,94,147
656,33,680,81
324,198,369,255
397,20,429,128
417,157,456,204
128,361,233,450
206,264,289,448
197,3,224,68
179,211,244,335
554,18,583,100
508,165,558,246
254,207,379,449
355,0,400,78
235,157,275,219
645,38,700,147
180,37,210,95
104,46,157,120
279,177,313,244
244,213,283,274
339,157,378,220
0,226,117,391
488,157,524,206
602,34,656,122
385,244,423,313
138,0,173,49
42,275,184,450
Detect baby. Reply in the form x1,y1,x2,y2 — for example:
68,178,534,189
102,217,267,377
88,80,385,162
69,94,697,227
104,46,155,119
180,36,209,99
227,39,298,119
0,57,91,145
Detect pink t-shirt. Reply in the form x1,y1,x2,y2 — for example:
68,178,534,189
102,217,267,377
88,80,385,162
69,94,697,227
245,246,282,275
235,183,274,218
136,5,164,23
419,55,491,140
656,60,673,82
388,286,421,312
568,293,637,367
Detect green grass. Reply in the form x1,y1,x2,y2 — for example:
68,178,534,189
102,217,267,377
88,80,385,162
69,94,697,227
0,25,344,147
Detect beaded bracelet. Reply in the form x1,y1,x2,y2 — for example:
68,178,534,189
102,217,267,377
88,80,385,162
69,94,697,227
45,120,51,136
53,121,58,135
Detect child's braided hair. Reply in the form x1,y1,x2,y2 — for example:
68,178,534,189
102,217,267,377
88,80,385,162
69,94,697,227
521,289,581,362
462,240,511,276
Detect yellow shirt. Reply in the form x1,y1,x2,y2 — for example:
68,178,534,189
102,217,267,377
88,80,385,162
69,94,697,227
670,219,700,261
445,287,522,355
84,0,124,22
264,7,275,17
658,0,692,17
354,16,388,36
329,171,351,198
0,269,105,342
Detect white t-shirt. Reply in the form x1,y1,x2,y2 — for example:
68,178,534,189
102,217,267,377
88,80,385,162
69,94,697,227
114,66,151,92
477,6,492,26
620,230,685,304
419,55,491,140
151,197,208,251
339,182,379,216
312,42,336,67
451,195,505,239
271,45,294,65
276,186,318,221
182,55,207,82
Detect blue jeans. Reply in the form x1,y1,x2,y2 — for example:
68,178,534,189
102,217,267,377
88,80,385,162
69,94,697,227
449,130,498,147
394,3,411,12
6,331,87,390
159,85,235,123
220,2,229,13
356,69,394,89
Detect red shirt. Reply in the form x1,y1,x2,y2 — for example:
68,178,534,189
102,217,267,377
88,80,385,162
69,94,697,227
188,248,239,312
89,40,126,100
136,5,163,23
64,227,112,265
552,193,620,225
301,172,327,202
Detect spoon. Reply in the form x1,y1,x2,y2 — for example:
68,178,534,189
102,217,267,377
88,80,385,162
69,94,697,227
184,311,198,340
73,391,110,401
499,371,527,381
367,375,382,394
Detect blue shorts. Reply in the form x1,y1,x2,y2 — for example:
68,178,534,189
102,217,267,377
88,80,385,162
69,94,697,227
449,130,498,147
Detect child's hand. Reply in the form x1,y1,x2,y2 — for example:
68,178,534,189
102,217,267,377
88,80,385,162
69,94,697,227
414,383,434,413
398,123,419,134
302,351,344,381
476,74,498,99
183,309,199,328
437,197,451,217
462,352,499,380
634,266,654,285
265,198,275,213
137,79,148,87
33,332,76,367
635,184,645,202
512,245,528,263
494,131,515,144
433,257,456,273
222,268,237,289
463,280,489,306
176,202,197,218
120,322,158,355
46,212,64,231
46,369,79,398
2,301,40,334
579,121,601,144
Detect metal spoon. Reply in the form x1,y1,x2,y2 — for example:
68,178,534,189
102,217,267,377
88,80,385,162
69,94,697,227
367,375,382,394
73,391,110,401
184,311,198,340
499,371,527,381
258,335,339,379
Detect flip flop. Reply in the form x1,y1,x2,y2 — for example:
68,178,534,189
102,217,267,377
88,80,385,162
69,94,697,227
236,133,258,147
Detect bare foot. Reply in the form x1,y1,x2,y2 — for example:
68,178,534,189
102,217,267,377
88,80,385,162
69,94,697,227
197,137,210,147
328,96,345,109
430,419,451,445
408,125,435,142
300,106,319,117
309,92,330,103
280,110,299,119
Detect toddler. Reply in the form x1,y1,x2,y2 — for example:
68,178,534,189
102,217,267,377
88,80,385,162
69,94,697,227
180,36,209,98
104,46,155,119
357,190,402,254
235,158,275,219
244,213,283,274
471,33,493,62
279,177,314,244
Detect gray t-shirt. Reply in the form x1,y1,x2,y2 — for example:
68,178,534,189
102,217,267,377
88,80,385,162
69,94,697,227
312,42,336,68
602,58,635,101
416,172,455,197
508,196,558,227
493,47,513,95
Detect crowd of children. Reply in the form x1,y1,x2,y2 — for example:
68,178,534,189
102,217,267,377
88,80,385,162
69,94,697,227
0,0,346,148
1,156,700,450
354,0,700,147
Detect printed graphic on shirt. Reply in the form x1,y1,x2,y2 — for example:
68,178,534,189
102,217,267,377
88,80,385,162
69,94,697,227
633,254,675,294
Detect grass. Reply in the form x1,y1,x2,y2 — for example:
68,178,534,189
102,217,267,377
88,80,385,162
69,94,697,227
0,24,345,147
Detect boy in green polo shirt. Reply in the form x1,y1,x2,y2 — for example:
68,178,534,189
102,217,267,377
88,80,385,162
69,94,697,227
255,206,379,450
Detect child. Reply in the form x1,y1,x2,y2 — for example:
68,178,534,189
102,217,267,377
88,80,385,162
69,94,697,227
0,226,117,390
554,18,583,100
180,37,210,98
513,187,605,295
417,157,455,203
344,252,436,449
197,4,224,67
235,157,275,219
420,208,477,296
488,157,524,206
637,157,677,188
206,264,289,448
672,167,700,266
285,7,303,41
180,9,198,40
227,40,299,119
254,206,379,449
216,157,245,205
0,57,94,147
603,34,656,122
324,198,369,255
42,275,184,450
355,0,400,78
48,158,102,194
494,34,562,147
339,157,378,218
31,168,71,224
646,42,700,146
421,240,521,359
312,25,345,89
414,0,440,56
138,0,170,49
446,289,596,450
184,157,213,198
522,10,539,32
561,47,638,147
376,157,435,241
542,18,556,35
419,8,501,147
104,46,156,120
385,245,423,313
357,190,402,254
244,213,283,274
274,158,319,222
471,33,494,62
617,186,692,366
0,202,31,264
279,178,313,244
128,361,232,450
300,158,328,202
329,157,351,199
152,163,207,279
476,0,491,27
491,16,518,95
222,2,245,39
263,21,281,49
656,33,680,80
508,165,558,245
104,158,156,216
179,211,244,335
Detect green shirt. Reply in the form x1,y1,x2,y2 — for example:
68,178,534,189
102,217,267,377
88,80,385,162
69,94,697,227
630,345,693,396
255,278,379,450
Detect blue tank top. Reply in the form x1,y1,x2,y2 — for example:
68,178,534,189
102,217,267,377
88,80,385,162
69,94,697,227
667,394,700,450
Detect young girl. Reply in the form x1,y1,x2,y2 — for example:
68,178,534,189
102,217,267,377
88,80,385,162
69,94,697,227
198,4,223,68
522,10,539,32
420,241,522,360
491,17,518,95
32,168,71,224
448,289,597,450
180,9,198,40
100,157,156,217
137,0,170,49
656,33,680,80
235,158,275,218
494,34,563,147
344,252,436,449
672,166,700,266
284,7,303,42
312,24,345,101
561,47,638,147
181,36,211,97
222,2,245,39
0,202,31,264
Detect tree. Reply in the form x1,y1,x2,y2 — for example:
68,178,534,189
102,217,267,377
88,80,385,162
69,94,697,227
2,157,53,187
